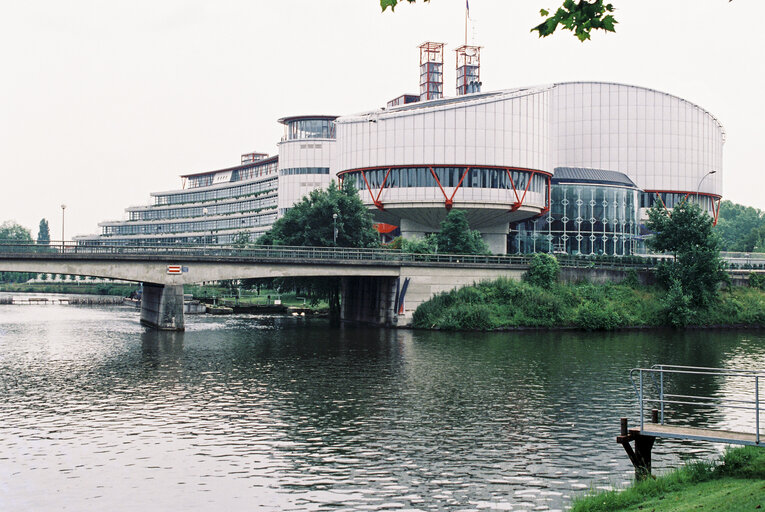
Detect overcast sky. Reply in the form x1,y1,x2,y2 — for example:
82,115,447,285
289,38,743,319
2,0,763,239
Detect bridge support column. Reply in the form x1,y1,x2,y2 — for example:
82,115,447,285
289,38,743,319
341,276,397,327
477,223,510,255
140,283,185,331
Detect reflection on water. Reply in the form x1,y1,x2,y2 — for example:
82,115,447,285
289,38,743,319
0,304,763,511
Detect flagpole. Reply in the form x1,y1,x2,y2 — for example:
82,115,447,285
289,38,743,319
465,4,468,45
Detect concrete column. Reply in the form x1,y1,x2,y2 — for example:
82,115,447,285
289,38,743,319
140,283,185,331
478,223,510,255
399,218,436,240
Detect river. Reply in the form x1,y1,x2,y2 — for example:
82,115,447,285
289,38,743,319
0,299,763,511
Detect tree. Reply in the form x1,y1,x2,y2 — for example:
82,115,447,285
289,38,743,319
380,0,617,41
715,200,765,252
260,180,379,248
435,210,490,255
0,221,33,243
37,218,50,245
647,201,727,310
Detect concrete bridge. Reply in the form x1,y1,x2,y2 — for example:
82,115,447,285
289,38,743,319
0,242,654,330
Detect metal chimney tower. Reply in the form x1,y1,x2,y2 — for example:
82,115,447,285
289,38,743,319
455,45,481,95
418,42,444,101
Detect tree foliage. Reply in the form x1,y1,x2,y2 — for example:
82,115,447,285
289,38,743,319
523,253,560,288
715,200,765,252
434,210,490,255
532,0,616,41
380,0,618,41
258,180,379,248
0,221,33,243
647,201,727,310
36,218,50,245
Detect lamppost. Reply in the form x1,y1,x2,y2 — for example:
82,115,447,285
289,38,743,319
333,213,338,246
696,170,717,208
60,204,66,252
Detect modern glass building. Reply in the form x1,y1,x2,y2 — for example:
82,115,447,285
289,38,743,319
511,167,640,256
79,80,724,256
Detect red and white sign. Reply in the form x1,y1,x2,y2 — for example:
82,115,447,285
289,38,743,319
167,265,182,274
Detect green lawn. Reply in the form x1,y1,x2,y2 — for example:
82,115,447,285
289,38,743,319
614,478,764,511
571,447,765,512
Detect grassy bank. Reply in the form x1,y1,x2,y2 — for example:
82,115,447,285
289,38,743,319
571,446,765,511
411,278,765,330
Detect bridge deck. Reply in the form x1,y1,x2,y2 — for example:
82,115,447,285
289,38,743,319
638,424,761,446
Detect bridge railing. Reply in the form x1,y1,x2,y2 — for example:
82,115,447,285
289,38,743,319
630,365,764,444
0,241,657,269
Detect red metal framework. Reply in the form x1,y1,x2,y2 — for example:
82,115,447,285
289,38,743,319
338,165,552,215
645,190,722,226
419,42,444,101
455,45,481,96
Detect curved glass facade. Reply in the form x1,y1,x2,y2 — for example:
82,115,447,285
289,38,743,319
512,184,639,256
341,167,548,195
639,191,717,214
283,119,336,141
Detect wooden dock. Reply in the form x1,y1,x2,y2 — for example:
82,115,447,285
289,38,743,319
639,424,760,446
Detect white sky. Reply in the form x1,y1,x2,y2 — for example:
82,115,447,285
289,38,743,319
1,0,764,239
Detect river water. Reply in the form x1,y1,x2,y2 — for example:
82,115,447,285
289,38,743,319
0,300,763,511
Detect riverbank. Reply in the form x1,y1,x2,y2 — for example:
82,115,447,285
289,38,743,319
0,282,136,296
571,446,765,511
411,278,765,330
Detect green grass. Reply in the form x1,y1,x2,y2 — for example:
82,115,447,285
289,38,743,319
411,278,765,331
571,447,765,512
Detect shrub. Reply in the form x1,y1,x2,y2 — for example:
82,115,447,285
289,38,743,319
662,279,693,328
623,268,640,288
749,272,765,290
574,302,625,331
523,253,560,288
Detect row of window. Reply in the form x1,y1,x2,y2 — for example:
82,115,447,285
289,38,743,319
128,195,277,221
184,161,278,189
154,178,277,206
283,119,336,141
279,167,330,176
342,167,548,194
84,229,270,246
639,191,715,211
102,212,278,236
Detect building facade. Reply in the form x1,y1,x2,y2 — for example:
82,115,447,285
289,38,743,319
79,81,724,256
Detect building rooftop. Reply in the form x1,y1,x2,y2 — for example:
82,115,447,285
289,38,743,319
552,167,638,188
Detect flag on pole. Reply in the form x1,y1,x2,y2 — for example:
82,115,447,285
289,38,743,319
466,0,470,18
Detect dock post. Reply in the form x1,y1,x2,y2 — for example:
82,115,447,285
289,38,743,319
617,419,656,481
633,434,655,480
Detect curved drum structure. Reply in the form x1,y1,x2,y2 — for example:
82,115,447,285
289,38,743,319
551,82,725,223
277,115,337,216
334,87,553,253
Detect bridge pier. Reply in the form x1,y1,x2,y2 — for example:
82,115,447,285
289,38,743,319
140,283,185,331
341,276,397,326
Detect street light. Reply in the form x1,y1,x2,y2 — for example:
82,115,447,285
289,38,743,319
60,204,66,252
696,170,717,207
333,213,338,246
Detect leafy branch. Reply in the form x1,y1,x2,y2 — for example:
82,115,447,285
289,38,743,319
532,0,616,42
